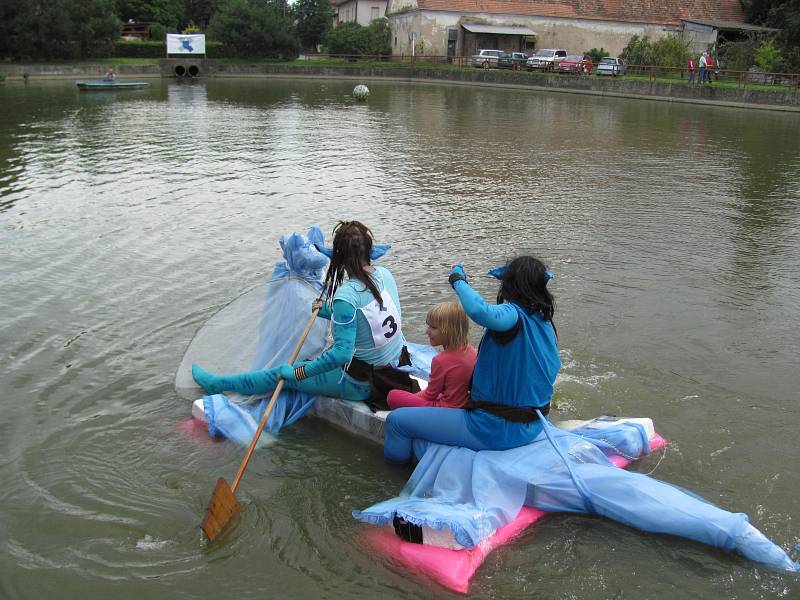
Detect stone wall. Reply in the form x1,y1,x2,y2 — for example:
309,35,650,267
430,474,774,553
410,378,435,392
214,64,800,110
2,62,797,110
0,64,161,79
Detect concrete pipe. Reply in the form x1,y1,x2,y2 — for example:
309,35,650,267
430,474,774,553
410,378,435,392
174,65,186,77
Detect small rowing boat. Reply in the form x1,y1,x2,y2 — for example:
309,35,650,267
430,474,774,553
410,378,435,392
76,80,149,90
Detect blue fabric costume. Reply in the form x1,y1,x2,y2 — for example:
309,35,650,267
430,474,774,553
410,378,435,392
384,268,560,463
192,265,406,402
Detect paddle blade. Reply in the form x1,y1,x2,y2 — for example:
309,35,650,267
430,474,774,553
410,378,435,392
201,477,240,541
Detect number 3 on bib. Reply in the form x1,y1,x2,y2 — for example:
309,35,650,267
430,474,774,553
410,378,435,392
382,315,398,339
361,290,402,348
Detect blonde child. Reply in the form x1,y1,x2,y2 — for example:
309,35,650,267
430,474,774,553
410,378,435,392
387,302,477,409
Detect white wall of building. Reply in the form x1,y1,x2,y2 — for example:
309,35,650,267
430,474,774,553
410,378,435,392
336,0,388,27
388,11,680,58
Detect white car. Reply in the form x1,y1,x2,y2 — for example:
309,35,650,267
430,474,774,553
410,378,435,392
470,49,503,69
526,48,567,71
597,57,626,77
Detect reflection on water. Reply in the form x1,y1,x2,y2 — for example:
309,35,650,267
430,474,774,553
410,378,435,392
0,78,799,599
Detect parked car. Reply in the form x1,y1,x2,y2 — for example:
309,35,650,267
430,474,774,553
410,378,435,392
497,52,528,70
596,57,625,77
470,49,503,69
556,54,593,74
526,48,567,71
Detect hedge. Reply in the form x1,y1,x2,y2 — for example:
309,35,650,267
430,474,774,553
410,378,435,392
113,39,233,58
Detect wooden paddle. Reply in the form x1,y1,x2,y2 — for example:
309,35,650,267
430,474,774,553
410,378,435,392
201,304,322,541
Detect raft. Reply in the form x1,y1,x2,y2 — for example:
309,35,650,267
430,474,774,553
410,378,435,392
183,381,663,593
176,229,799,592
76,80,149,90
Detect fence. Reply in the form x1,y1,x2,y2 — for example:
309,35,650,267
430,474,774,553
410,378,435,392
298,53,800,91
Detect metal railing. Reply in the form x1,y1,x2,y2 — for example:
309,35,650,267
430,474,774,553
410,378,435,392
297,54,800,90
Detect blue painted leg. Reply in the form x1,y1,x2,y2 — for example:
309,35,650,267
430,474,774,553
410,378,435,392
192,363,280,395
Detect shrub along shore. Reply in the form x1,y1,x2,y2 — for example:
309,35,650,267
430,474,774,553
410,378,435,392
1,59,798,112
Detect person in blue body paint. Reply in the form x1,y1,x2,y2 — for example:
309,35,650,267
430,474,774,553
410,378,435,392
383,256,560,464
192,221,416,403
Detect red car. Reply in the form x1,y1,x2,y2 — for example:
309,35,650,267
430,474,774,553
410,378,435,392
557,55,593,74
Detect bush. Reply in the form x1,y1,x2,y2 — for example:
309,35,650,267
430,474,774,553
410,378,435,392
620,34,689,67
183,21,202,34
323,19,390,56
652,35,689,67
755,39,782,72
620,35,657,65
113,39,166,58
717,36,760,70
366,18,391,56
149,22,166,41
207,0,299,59
586,47,607,63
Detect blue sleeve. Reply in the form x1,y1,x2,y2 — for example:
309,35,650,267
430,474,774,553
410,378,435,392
454,280,518,332
317,298,333,320
301,299,356,377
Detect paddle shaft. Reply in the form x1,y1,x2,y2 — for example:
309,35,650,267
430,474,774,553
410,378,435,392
229,305,321,493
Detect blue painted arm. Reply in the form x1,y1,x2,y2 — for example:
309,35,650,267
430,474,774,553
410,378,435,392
454,280,518,332
317,298,333,320
300,299,357,377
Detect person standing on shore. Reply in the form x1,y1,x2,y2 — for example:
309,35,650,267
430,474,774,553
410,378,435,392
699,52,708,84
687,55,696,84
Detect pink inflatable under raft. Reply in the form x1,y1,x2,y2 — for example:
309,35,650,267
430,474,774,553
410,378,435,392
359,433,667,594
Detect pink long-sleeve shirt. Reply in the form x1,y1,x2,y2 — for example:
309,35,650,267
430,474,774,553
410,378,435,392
418,346,477,407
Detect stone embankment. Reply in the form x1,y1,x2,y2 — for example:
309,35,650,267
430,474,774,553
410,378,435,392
2,60,798,112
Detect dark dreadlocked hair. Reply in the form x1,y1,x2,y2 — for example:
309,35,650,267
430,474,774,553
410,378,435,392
497,256,556,323
322,221,382,304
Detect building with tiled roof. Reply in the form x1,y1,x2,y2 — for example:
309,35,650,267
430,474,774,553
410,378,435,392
332,0,388,27
385,0,749,58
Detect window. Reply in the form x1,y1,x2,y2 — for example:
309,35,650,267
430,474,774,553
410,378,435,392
371,6,379,19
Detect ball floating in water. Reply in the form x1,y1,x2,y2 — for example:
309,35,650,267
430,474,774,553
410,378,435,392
353,84,370,100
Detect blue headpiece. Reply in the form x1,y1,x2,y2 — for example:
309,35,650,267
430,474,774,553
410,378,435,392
487,265,553,283
313,243,391,261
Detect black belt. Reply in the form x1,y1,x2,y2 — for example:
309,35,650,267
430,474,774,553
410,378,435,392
463,401,550,424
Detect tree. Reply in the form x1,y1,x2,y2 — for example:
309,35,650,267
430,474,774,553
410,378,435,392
293,0,333,51
619,35,657,65
323,19,390,56
742,0,800,70
365,18,390,55
207,0,299,58
183,0,219,29
651,35,690,67
755,38,783,70
116,0,183,30
0,0,121,60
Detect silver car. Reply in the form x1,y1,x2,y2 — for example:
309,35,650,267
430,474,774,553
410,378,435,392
470,49,503,69
597,57,625,77
526,48,567,71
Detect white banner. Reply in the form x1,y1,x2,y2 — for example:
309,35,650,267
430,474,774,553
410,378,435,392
166,34,206,54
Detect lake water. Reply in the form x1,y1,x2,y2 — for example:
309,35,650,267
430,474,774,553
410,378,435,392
1,77,799,599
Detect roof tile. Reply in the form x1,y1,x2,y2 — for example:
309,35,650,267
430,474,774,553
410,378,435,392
414,0,746,26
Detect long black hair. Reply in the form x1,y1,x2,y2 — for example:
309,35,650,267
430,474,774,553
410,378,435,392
497,256,555,323
322,221,382,304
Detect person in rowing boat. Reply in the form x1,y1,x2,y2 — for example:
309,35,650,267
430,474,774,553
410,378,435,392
386,301,476,409
104,67,117,81
192,220,419,404
383,256,560,463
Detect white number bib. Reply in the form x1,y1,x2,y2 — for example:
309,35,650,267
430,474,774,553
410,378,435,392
359,290,401,348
